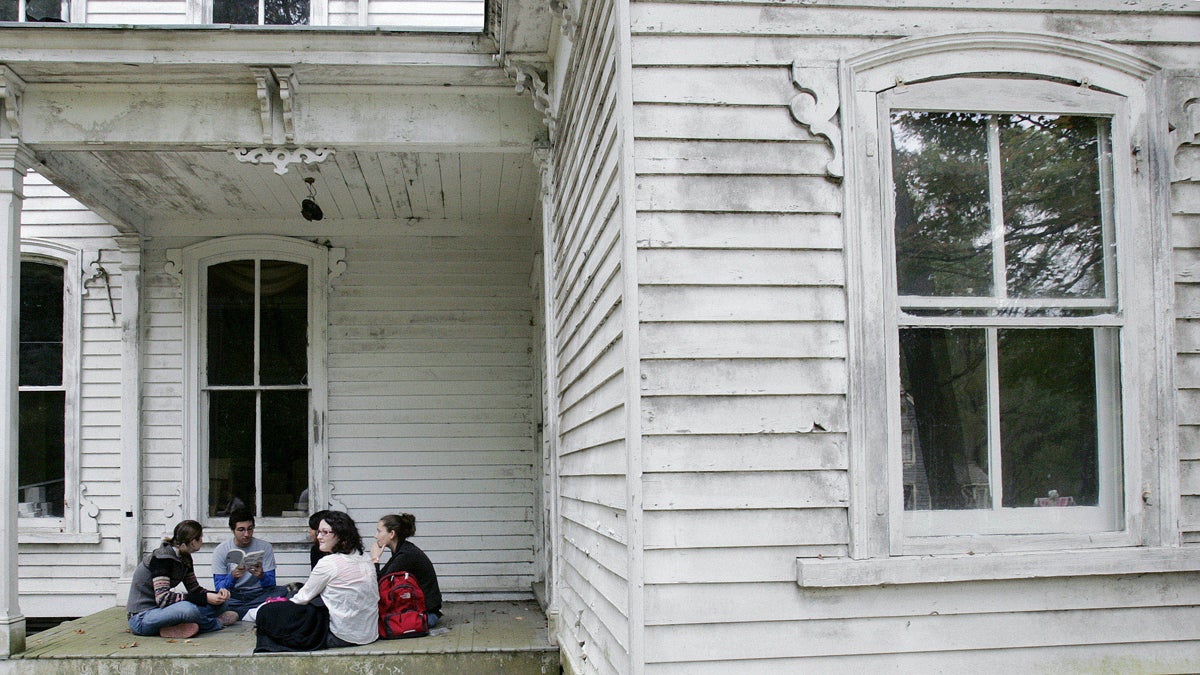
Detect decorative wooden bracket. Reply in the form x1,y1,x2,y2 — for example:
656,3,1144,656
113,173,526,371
500,56,556,139
78,483,100,534
230,146,335,175
1169,75,1200,183
0,65,26,139
249,66,301,145
790,62,844,181
276,67,300,144
549,0,577,40
251,67,279,145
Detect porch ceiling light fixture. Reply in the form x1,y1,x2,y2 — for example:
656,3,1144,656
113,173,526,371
301,177,324,221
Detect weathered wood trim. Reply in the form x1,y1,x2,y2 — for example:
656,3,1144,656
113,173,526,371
841,31,1174,559
797,547,1200,587
115,233,142,598
18,238,83,537
173,235,331,527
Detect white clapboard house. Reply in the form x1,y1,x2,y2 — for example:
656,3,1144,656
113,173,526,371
1,0,1200,671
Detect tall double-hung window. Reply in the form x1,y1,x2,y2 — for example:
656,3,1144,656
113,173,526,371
174,236,332,526
889,86,1123,537
835,33,1173,567
17,242,80,530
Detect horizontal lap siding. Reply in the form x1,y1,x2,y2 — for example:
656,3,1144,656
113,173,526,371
327,229,537,594
551,0,631,672
629,0,1200,670
1178,142,1200,541
19,174,124,616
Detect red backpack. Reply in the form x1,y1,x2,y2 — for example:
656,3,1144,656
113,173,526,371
377,571,429,639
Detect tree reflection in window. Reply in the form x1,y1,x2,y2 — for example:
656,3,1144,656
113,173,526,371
892,110,1115,512
213,0,309,25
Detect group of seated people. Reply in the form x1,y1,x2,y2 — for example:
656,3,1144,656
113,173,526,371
126,508,442,650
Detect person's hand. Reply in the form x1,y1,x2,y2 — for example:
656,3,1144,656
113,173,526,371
370,542,384,564
249,562,264,578
207,588,230,605
231,565,245,579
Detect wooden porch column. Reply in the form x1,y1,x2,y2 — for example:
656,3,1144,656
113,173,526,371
0,139,33,658
116,235,143,602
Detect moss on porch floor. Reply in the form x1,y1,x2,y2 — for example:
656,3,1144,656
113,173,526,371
2,600,558,674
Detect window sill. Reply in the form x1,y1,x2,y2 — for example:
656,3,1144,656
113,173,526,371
796,547,1200,588
19,530,101,545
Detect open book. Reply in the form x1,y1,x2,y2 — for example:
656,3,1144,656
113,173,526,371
227,549,264,571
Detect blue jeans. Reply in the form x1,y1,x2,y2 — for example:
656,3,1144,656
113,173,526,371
222,586,287,618
128,601,223,636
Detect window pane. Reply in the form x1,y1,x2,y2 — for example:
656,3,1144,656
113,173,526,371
892,111,993,297
900,328,989,510
1001,115,1108,299
0,0,19,21
18,391,65,518
20,261,64,387
264,0,308,25
209,390,256,517
25,0,64,21
259,260,308,385
213,0,258,23
207,260,256,386
261,390,309,517
998,328,1103,507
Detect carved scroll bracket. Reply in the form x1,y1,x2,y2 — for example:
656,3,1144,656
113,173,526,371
0,65,26,139
499,56,556,140
231,146,335,175
789,62,844,182
1169,75,1200,183
276,67,300,144
549,0,577,41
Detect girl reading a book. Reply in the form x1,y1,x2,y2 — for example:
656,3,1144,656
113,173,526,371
125,520,239,639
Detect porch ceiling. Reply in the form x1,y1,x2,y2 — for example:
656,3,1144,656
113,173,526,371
37,148,541,230
0,25,549,232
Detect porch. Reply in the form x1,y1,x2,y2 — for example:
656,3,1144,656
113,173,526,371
1,600,557,674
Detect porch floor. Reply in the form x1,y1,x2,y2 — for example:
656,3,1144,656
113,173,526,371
3,600,558,674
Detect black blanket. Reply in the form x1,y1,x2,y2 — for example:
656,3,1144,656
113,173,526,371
253,601,330,653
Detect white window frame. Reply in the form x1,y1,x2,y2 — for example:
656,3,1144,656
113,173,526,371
194,0,327,25
3,0,71,22
831,32,1176,575
17,240,82,538
171,235,334,534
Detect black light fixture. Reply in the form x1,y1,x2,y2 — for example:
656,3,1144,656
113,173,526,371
301,176,324,221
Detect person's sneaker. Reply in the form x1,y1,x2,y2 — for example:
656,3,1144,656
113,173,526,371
159,622,199,639
218,611,240,627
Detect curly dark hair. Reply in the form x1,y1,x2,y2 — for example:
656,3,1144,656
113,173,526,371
320,511,364,555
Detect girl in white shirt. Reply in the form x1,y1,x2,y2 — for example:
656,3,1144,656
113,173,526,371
291,511,379,648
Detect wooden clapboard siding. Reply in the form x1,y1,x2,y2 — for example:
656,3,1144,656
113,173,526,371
550,0,634,672
82,0,188,24
17,174,125,617
326,228,537,595
627,0,1200,671
1177,141,1200,543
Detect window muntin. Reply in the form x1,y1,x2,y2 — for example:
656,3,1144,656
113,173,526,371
885,81,1125,538
204,258,310,518
18,260,66,519
212,0,309,25
1,0,68,21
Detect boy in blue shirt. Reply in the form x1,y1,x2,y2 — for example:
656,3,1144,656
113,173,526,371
211,509,286,618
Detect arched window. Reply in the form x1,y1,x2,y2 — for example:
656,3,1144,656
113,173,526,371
171,236,335,526
839,32,1171,560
